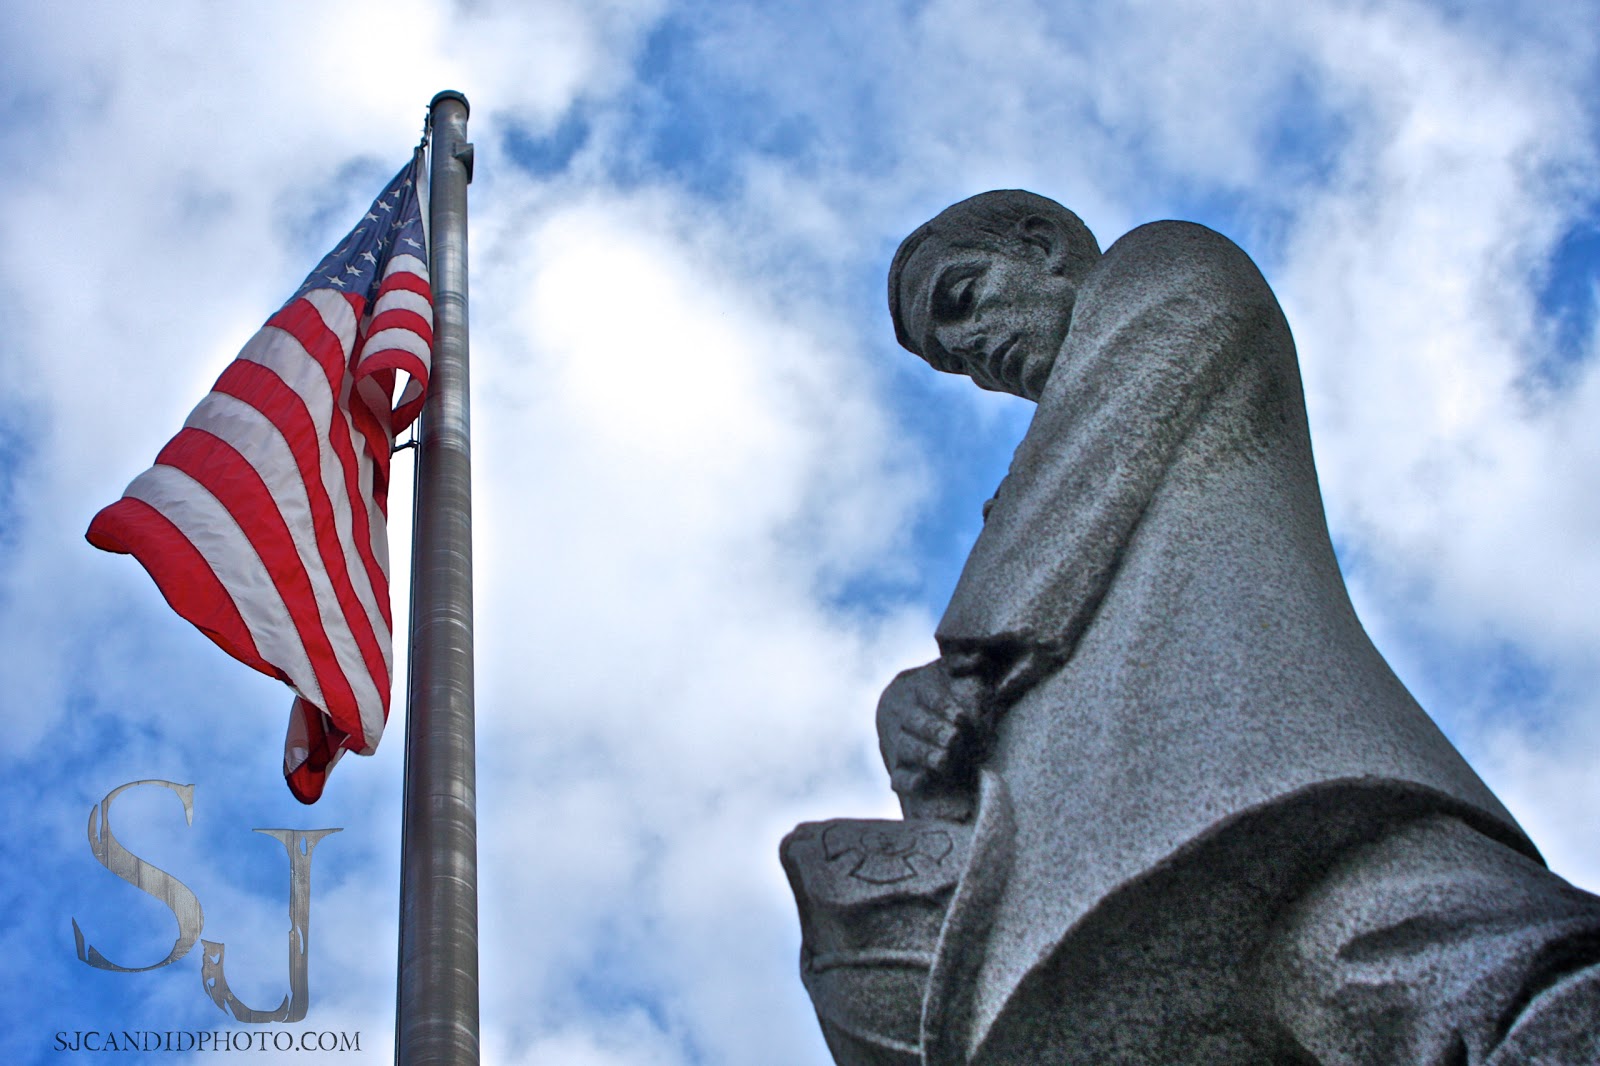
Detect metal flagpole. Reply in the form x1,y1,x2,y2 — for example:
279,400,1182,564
397,89,478,1066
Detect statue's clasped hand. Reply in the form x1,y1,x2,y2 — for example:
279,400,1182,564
877,658,994,821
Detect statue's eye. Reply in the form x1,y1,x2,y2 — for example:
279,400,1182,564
953,277,975,312
935,274,977,319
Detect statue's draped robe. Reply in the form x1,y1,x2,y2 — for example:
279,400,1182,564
922,223,1538,1063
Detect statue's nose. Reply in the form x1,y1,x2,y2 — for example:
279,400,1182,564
939,319,987,358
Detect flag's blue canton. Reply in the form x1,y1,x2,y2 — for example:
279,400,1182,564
293,161,426,308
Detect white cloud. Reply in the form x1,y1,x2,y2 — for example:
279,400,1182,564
1277,3,1600,666
466,183,932,1059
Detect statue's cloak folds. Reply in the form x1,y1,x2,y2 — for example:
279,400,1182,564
924,222,1535,1063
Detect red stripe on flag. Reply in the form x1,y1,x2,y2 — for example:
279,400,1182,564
381,270,431,300
390,375,427,438
86,497,274,679
267,300,350,398
154,427,369,748
347,404,396,515
270,300,393,630
212,360,392,700
353,370,396,514
348,376,394,512
336,294,400,510
365,306,434,352
286,696,346,804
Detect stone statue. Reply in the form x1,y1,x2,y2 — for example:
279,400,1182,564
782,191,1600,1065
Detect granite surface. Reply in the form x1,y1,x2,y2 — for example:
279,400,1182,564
783,191,1600,1064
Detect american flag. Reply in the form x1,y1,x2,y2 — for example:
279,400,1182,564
88,151,432,803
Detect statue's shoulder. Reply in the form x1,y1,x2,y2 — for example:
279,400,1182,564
1104,220,1262,277
1086,220,1277,316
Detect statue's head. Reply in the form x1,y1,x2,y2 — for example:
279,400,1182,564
889,190,1100,401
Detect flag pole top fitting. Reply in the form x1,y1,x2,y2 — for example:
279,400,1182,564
430,90,470,116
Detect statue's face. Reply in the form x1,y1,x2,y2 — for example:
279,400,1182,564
897,235,1079,401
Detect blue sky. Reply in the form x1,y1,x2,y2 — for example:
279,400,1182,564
3,1,1599,1063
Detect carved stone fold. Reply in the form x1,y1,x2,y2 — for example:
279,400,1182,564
783,190,1600,1065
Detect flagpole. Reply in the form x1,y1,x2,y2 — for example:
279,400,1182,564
397,89,478,1066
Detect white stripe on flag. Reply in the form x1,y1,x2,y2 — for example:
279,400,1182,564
371,285,431,321
124,464,328,713
182,391,387,730
363,326,431,365
235,323,394,670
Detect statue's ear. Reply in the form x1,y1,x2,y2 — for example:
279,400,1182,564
1016,215,1072,275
